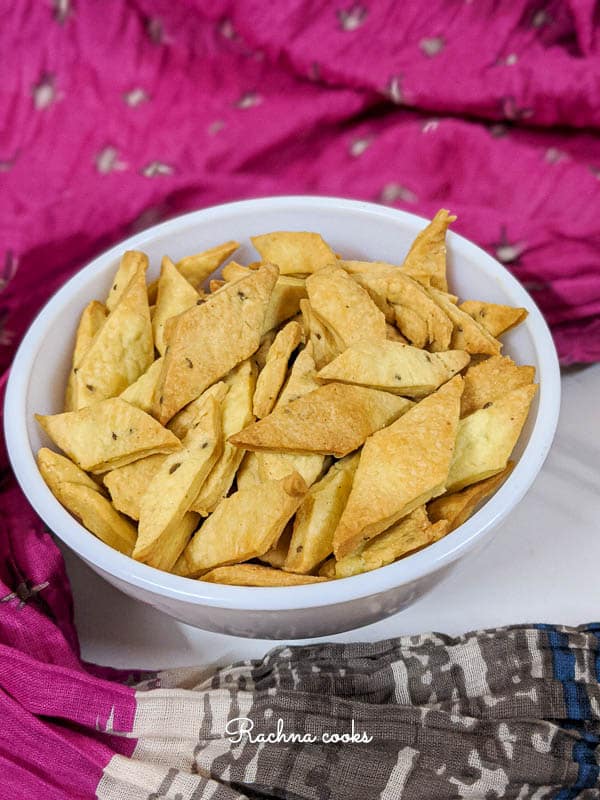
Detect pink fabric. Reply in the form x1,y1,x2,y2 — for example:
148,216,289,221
1,2,600,796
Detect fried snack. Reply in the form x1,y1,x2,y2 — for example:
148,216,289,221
37,448,136,555
64,300,108,411
167,382,229,440
259,524,292,568
428,287,501,356
191,360,256,515
235,451,262,490
400,208,456,291
36,397,182,473
152,256,201,355
253,321,303,418
300,299,344,369
335,508,449,578
447,383,537,492
200,564,325,586
460,356,536,417
255,340,325,486
317,340,469,397
251,231,336,275
106,250,149,312
428,462,515,532
318,557,337,578
333,376,462,559
221,261,250,282
38,447,105,493
263,276,307,333
209,279,225,292
285,453,359,574
119,357,164,415
253,331,276,371
277,342,320,405
385,324,408,343
103,453,167,520
306,266,386,348
133,395,222,570
175,240,239,289
230,383,412,458
386,273,453,351
152,264,278,423
177,472,307,577
459,301,528,338
75,264,154,407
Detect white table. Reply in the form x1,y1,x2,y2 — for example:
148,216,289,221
63,364,600,670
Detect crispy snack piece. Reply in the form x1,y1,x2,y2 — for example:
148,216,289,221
317,340,470,397
300,299,343,369
64,301,108,411
461,356,536,417
459,300,528,338
235,451,262,490
335,508,449,578
263,276,307,333
333,376,463,559
76,264,154,407
306,266,386,348
201,564,326,586
153,264,278,423
251,231,336,276
103,453,167,520
253,321,303,418
318,557,337,578
428,288,501,356
209,279,226,292
386,324,408,343
230,383,412,458
385,273,453,351
191,360,257,515
133,396,223,570
119,358,164,415
177,472,307,577
221,261,250,282
152,256,201,355
285,453,359,574
255,341,325,487
38,447,104,493
176,241,239,289
254,331,276,371
106,250,149,312
168,382,229,440
428,462,515,532
37,448,136,555
36,397,182,473
277,342,320,406
400,209,456,292
447,384,537,492
259,524,292,568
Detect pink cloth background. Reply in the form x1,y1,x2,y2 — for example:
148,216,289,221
1,1,600,796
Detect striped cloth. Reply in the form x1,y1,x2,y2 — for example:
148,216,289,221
3,618,600,797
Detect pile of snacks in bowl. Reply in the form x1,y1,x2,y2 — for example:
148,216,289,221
36,211,536,586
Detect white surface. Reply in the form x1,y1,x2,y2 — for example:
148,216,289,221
64,363,600,669
5,197,560,638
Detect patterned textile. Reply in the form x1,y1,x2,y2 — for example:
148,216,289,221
4,622,600,798
2,3,600,797
2,1,600,367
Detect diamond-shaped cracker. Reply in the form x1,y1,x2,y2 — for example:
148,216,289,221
333,376,463,559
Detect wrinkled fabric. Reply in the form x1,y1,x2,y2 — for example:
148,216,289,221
2,2,600,797
1,1,600,368
4,623,600,798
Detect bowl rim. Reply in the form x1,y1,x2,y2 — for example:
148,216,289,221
4,195,561,612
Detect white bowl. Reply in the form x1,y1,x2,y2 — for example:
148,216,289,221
4,197,561,639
